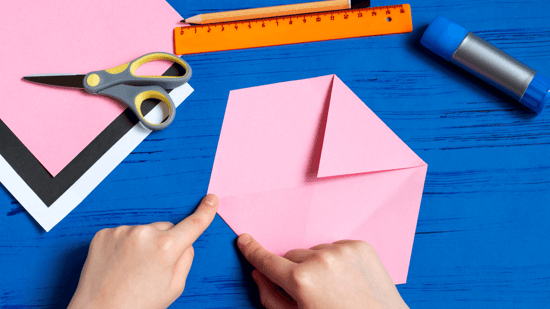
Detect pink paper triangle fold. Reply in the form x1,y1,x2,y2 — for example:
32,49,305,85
318,75,426,178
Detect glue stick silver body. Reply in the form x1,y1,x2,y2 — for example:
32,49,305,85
421,15,550,114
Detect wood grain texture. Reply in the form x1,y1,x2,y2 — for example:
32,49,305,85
2,0,550,308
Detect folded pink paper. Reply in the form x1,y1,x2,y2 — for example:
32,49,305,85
208,75,428,284
0,0,181,176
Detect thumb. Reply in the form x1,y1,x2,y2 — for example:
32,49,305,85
237,234,296,293
252,269,298,309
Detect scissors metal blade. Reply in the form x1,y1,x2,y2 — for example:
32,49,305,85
23,74,86,89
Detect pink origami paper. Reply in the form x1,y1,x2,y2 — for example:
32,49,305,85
208,75,428,284
0,0,181,176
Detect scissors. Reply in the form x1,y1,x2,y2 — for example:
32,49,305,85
23,52,192,131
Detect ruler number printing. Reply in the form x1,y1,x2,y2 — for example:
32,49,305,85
174,4,412,55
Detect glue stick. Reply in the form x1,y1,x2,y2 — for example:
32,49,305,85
421,15,550,114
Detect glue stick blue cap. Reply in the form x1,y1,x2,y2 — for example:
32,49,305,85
420,15,468,61
520,73,550,114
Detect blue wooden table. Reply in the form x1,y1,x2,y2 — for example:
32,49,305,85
2,0,550,308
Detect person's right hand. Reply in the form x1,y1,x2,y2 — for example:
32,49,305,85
237,234,409,309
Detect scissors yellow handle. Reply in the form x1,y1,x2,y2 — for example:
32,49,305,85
84,52,192,131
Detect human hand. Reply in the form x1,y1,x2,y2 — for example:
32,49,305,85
67,194,219,309
238,234,409,309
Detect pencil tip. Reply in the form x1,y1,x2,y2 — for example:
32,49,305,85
180,19,186,22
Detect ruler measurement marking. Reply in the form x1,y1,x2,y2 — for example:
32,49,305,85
178,6,408,35
179,5,406,33
175,4,411,54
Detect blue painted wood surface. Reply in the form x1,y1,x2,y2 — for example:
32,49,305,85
2,0,550,308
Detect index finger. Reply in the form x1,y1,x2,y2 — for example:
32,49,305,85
168,194,219,256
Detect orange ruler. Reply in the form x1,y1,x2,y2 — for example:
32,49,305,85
174,4,412,55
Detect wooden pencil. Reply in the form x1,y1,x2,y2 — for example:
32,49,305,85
182,0,370,24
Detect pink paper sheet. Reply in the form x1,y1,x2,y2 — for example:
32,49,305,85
208,75,428,284
0,1,181,176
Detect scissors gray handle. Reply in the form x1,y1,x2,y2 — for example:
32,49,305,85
99,85,176,131
81,52,190,130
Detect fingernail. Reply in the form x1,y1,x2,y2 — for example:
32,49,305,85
203,194,218,206
238,233,252,249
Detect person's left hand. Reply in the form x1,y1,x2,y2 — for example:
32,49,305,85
67,194,219,309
